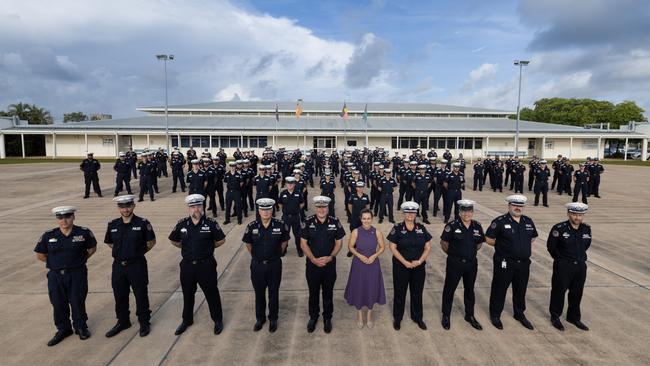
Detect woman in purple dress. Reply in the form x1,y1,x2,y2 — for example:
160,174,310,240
344,209,386,328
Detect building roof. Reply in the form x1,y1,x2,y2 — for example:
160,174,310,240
137,101,514,115
1,115,640,135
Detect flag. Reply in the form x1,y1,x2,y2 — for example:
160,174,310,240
275,104,279,122
295,99,303,119
341,101,348,121
362,103,368,123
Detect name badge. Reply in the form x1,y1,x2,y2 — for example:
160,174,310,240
132,227,141,231
504,224,511,229
252,229,259,234
502,259,507,269
48,238,58,242
72,235,85,242
454,229,462,233
111,228,118,232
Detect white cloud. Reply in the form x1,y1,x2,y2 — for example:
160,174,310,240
462,63,498,91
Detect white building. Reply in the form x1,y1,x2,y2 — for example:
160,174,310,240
1,101,647,160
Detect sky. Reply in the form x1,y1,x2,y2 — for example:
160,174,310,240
0,0,649,122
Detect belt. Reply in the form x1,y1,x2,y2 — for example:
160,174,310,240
449,255,476,263
253,257,280,264
182,257,213,265
558,258,583,265
114,258,143,266
51,266,84,275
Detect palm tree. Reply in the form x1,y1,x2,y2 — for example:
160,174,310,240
7,103,53,124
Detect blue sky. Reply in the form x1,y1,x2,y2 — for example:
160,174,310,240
0,0,648,121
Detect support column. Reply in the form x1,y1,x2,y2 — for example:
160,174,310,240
541,136,546,159
85,133,88,153
485,136,490,156
52,132,57,159
569,137,573,160
642,138,648,161
21,133,25,158
147,134,150,149
456,136,459,157
624,137,629,161
597,136,602,160
0,133,5,159
177,133,181,149
115,133,119,157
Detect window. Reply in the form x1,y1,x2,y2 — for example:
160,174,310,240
102,137,114,146
446,137,456,149
191,136,201,148
391,137,398,149
545,140,554,149
180,136,190,148
211,136,220,148
200,136,210,148
528,140,536,150
430,138,446,149
474,138,482,149
582,139,598,150
171,136,179,147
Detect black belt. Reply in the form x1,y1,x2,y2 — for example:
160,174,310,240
51,266,84,275
449,255,476,263
114,257,143,266
558,258,583,265
182,257,213,265
253,257,281,264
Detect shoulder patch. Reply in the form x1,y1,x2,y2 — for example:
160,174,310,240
444,225,451,232
490,222,497,229
552,230,559,237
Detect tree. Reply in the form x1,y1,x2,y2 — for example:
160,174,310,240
6,103,53,124
63,111,88,122
509,98,646,128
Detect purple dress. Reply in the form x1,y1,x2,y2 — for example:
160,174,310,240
344,226,386,310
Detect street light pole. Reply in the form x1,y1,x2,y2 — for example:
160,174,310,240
156,54,174,153
514,60,529,157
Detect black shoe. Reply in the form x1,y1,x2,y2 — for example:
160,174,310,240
595,195,601,198
76,327,91,340
47,329,73,347
491,317,503,330
514,315,534,330
464,315,482,330
237,221,242,225
223,221,230,225
174,321,193,335
393,320,401,331
567,319,589,331
98,194,103,197
182,189,186,192
138,198,144,202
83,196,89,199
114,193,118,197
347,251,353,257
253,320,266,332
423,219,431,224
441,315,450,330
307,318,317,333
172,190,176,193
551,317,565,331
105,321,132,338
378,219,383,224
543,204,549,207
323,319,332,333
269,320,278,333
415,320,427,330
214,321,223,335
244,212,248,217
139,322,151,337
150,198,155,201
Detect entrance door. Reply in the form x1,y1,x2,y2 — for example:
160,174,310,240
313,137,336,149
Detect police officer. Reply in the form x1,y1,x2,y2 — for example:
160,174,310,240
348,181,370,232
513,161,526,194
442,163,464,223
547,202,591,331
253,166,273,221
485,195,538,330
439,200,485,330
589,158,604,198
104,195,156,338
413,165,432,224
243,198,290,333
573,164,590,204
203,158,218,217
126,147,138,179
378,168,397,224
223,162,244,225
80,152,102,198
187,159,207,196
214,156,226,211
473,158,484,191
169,194,226,335
320,171,337,215
300,196,346,333
534,160,551,207
114,152,133,196
137,153,155,202
279,176,304,256
387,201,432,331
155,147,169,178
35,206,97,346
171,150,186,193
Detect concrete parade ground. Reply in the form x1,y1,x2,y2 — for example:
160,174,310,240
0,163,648,366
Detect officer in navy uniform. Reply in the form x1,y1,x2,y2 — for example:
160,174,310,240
300,196,346,333
572,164,590,204
348,181,370,232
413,165,432,224
442,163,465,223
203,158,218,217
35,206,97,346
253,166,273,221
378,168,397,224
472,158,484,191
485,195,538,330
547,202,591,331
169,194,227,336
533,160,551,207
243,198,290,333
137,153,155,202
126,148,138,179
104,195,156,338
223,162,244,225
439,199,485,331
320,171,336,215
80,152,102,198
279,176,304,256
114,152,133,196
187,159,207,196
387,202,432,331
588,157,604,198
171,150,186,193
213,157,226,211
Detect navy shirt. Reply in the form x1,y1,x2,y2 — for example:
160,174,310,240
104,215,156,260
187,170,207,194
168,216,226,260
379,176,397,194
279,189,303,215
444,171,465,190
114,160,131,175
485,214,538,259
349,193,370,215
387,222,432,261
300,215,346,258
224,171,243,191
242,218,290,261
547,221,591,262
35,225,97,270
440,219,485,260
